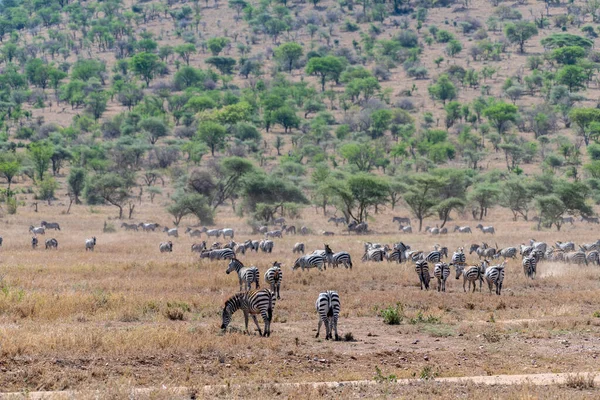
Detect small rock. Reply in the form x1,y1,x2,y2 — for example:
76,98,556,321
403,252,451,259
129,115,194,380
424,355,429,361
412,340,419,345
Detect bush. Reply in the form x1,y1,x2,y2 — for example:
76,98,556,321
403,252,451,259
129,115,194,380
380,303,404,325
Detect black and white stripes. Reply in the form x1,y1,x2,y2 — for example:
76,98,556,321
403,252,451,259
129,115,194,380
315,291,340,341
221,289,274,337
226,259,259,291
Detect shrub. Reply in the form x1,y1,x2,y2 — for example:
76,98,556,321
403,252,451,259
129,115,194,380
380,303,404,325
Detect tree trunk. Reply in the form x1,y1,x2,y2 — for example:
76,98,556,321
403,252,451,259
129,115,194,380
418,217,423,232
118,205,123,219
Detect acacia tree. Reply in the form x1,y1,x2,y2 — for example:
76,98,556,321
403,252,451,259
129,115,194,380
500,178,534,221
328,173,389,223
504,21,538,53
468,183,500,220
0,156,21,195
436,197,465,228
210,157,256,210
28,142,54,182
305,56,345,91
85,173,134,219
403,175,446,231
483,102,518,134
167,192,214,226
198,121,227,156
274,42,304,73
130,52,161,86
68,167,86,204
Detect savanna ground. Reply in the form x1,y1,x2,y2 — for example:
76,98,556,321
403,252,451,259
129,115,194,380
1,201,600,398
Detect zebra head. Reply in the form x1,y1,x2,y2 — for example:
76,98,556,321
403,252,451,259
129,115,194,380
454,264,464,279
324,244,333,255
292,258,301,270
469,244,479,254
226,259,240,274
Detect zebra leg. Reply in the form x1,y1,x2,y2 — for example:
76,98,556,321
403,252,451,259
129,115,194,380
243,310,250,334
316,318,323,338
333,316,339,341
437,277,441,292
251,314,263,336
276,284,281,300
463,278,467,293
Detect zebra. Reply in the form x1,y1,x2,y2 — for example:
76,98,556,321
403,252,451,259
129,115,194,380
159,241,173,253
258,225,269,234
266,230,283,239
414,260,431,290
520,244,534,256
426,226,440,235
264,262,283,300
323,231,335,236
469,244,486,259
581,216,600,224
392,216,411,225
564,251,587,265
224,241,236,249
440,227,448,235
528,240,547,254
284,225,296,235
328,217,346,226
434,262,450,292
191,242,207,253
259,240,274,253
324,245,352,269
85,237,96,252
45,238,58,250
163,227,179,238
453,226,472,233
243,240,258,252
201,227,221,238
398,224,412,233
386,249,405,263
580,240,600,252
347,221,368,234
425,250,443,264
545,248,564,262
221,289,275,337
200,248,235,261
362,248,386,262
31,236,39,249
121,222,139,231
211,242,222,249
273,217,286,225
484,261,506,295
475,224,495,234
220,228,235,239
562,216,575,225
522,256,536,279
495,247,517,260
586,251,600,266
300,226,309,235
41,221,61,231
555,241,575,252
226,259,259,291
455,262,486,292
29,226,45,235
292,242,305,254
293,254,325,271
451,248,466,266
315,291,340,341
139,223,160,232
185,227,203,237
234,243,246,255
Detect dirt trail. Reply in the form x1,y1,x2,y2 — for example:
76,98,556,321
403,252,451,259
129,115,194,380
2,372,598,399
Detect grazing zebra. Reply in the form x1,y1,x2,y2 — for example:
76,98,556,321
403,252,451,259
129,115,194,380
586,251,600,266
581,216,600,224
386,249,405,263
392,216,411,225
41,221,61,231
425,250,443,264
528,240,547,254
484,261,506,295
292,242,305,254
520,244,534,256
555,241,575,252
300,226,309,235
29,226,45,235
434,262,450,292
455,262,485,292
159,241,173,252
451,248,466,266
440,227,448,235
324,246,352,269
273,217,286,226
475,224,495,234
85,237,96,252
139,223,160,232
284,225,296,235
185,227,203,237
398,224,412,233
545,248,564,262
328,217,346,226
264,262,283,300
259,240,274,253
362,248,386,262
234,244,246,255
347,221,368,234
121,222,139,231
163,227,179,238
224,241,236,249
495,247,517,260
258,225,269,234
323,231,335,236
426,226,440,235
45,238,58,250
522,256,536,279
266,230,283,239
468,244,485,259
293,254,325,271
202,227,221,238
191,242,207,253
453,225,472,233
31,236,39,249
564,251,587,265
221,289,275,337
315,291,340,341
226,259,259,291
562,216,575,225
243,240,258,252
200,248,235,261
580,240,600,252
220,228,235,239
414,260,431,290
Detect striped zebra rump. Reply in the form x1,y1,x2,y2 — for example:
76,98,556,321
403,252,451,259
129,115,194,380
522,256,537,279
315,291,341,341
564,251,587,265
425,251,442,263
265,265,283,300
484,264,505,295
434,262,450,292
414,260,430,290
586,251,600,265
332,252,352,269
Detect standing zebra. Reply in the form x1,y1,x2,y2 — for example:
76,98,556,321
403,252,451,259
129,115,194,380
434,262,450,292
484,261,505,295
264,262,283,300
555,241,575,252
522,256,536,279
495,247,517,260
324,244,353,269
191,242,207,253
451,248,466,266
475,224,495,234
293,254,325,271
425,250,443,264
362,248,386,262
159,241,173,252
292,242,305,254
414,260,431,291
31,237,38,249
455,262,486,292
45,238,58,250
41,221,61,231
564,251,587,265
226,259,259,291
259,240,274,253
315,291,340,341
453,225,472,233
221,289,275,337
163,227,179,238
85,237,96,252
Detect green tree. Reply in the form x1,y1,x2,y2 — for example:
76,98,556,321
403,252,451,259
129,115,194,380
570,107,600,145
28,142,54,182
500,178,534,220
139,117,170,145
85,173,134,219
436,197,466,228
0,157,21,194
483,101,518,134
428,74,457,104
206,56,236,74
207,37,230,56
242,173,308,221
210,157,256,210
274,42,304,73
446,39,462,57
556,65,586,92
71,59,106,82
68,167,86,204
404,175,446,232
198,121,227,156
504,21,538,53
468,183,500,220
272,106,300,133
550,46,587,65
536,194,566,230
328,173,389,223
305,56,345,92
541,33,594,50
130,52,161,87
167,192,214,226
85,91,109,120
339,142,380,172
174,43,197,65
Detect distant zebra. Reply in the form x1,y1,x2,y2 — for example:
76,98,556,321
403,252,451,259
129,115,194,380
41,221,61,231
475,224,495,234
426,226,440,235
221,289,274,337
45,238,58,250
580,240,600,252
362,248,386,262
234,244,246,255
191,242,207,253
226,259,259,291
292,242,305,254
29,226,45,235
414,260,431,290
85,237,96,252
434,262,450,292
139,223,160,232
328,217,346,226
185,227,203,237
323,231,335,236
300,226,309,235
495,247,517,260
293,254,325,271
453,226,472,234
386,249,405,263
258,225,269,234
324,245,352,269
0,236,3,247
392,216,411,225
581,216,600,224
484,261,506,295
159,241,173,253
264,262,283,300
347,221,368,234
564,251,587,265
562,216,575,225
555,241,575,252
440,227,448,235
586,251,600,266
315,291,340,341
284,226,296,235
163,227,179,238
451,248,466,266
220,228,235,239
266,230,282,239
121,223,139,231
522,256,536,279
200,248,235,261
31,236,39,249
202,227,221,238
398,224,412,233
528,240,547,254
455,262,485,292
259,240,274,253
273,217,286,225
